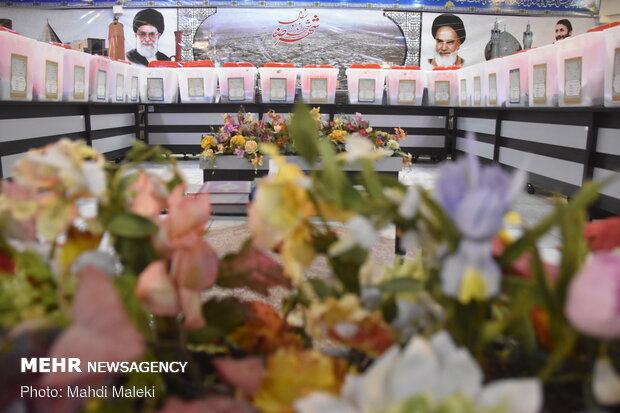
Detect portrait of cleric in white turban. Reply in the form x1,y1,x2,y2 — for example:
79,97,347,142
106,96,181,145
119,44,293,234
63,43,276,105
428,14,466,67
126,8,170,66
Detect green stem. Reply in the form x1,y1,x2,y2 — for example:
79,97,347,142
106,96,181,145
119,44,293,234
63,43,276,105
538,329,578,381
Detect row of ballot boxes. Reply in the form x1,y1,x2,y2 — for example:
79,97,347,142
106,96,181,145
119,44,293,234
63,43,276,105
3,21,620,106
453,21,620,107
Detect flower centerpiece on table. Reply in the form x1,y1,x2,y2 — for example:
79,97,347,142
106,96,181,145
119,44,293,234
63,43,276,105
319,111,412,166
200,109,266,170
199,107,412,170
1,105,620,413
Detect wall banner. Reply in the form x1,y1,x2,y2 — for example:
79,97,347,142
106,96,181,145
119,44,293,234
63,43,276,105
1,0,600,15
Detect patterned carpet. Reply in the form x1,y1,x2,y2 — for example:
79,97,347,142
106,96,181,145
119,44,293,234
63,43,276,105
203,224,409,310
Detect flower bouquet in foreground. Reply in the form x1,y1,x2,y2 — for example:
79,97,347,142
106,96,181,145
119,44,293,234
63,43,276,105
199,107,412,171
1,104,619,413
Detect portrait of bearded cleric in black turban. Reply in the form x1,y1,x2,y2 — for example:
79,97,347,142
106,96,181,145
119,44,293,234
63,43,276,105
126,8,170,66
428,13,466,67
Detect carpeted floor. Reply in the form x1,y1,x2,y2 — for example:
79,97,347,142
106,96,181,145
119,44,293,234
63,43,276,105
203,224,411,310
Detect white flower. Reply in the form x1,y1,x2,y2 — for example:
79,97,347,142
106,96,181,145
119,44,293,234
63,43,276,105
328,216,379,256
398,187,420,219
593,357,620,406
339,135,387,164
295,331,542,413
387,139,400,150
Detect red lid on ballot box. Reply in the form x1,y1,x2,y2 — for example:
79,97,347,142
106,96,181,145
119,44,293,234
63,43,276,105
588,21,620,32
0,27,19,35
148,61,180,68
49,42,72,50
391,65,421,70
222,62,255,67
183,60,215,67
264,62,296,67
433,66,460,71
348,63,382,69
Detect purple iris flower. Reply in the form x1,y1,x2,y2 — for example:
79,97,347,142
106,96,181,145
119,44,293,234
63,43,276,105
435,137,526,300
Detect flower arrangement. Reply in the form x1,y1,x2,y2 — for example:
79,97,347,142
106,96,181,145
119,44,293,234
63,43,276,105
199,107,412,170
1,106,620,413
200,110,266,170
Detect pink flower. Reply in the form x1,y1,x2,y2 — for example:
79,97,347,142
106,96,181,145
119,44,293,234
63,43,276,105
137,185,218,329
135,260,180,316
158,184,211,251
129,171,168,219
565,252,620,339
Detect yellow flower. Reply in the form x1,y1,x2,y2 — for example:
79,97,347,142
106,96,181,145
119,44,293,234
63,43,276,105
230,134,246,147
281,224,316,282
504,211,522,226
245,140,258,154
248,145,315,280
458,268,488,304
202,149,215,158
273,124,282,134
310,107,321,123
254,348,346,413
251,155,264,167
328,129,347,143
200,134,217,149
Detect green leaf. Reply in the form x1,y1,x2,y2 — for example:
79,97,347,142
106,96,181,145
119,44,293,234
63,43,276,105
187,297,250,343
289,103,319,164
307,278,340,299
108,213,159,238
113,274,152,337
316,140,361,209
381,294,397,323
114,236,158,276
555,204,588,307
377,277,424,294
418,188,460,248
358,158,384,199
124,140,176,165
328,246,367,293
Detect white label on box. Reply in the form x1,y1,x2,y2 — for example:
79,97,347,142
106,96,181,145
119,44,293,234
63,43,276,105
228,77,245,101
613,48,620,100
398,79,415,104
10,54,27,98
434,81,450,105
473,76,481,105
116,73,125,101
533,64,547,104
96,69,107,100
509,68,520,104
358,78,376,102
564,57,582,103
147,77,164,101
45,60,58,98
130,76,139,101
269,78,287,101
460,79,467,105
310,78,328,102
74,65,85,99
488,73,497,104
188,77,205,97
